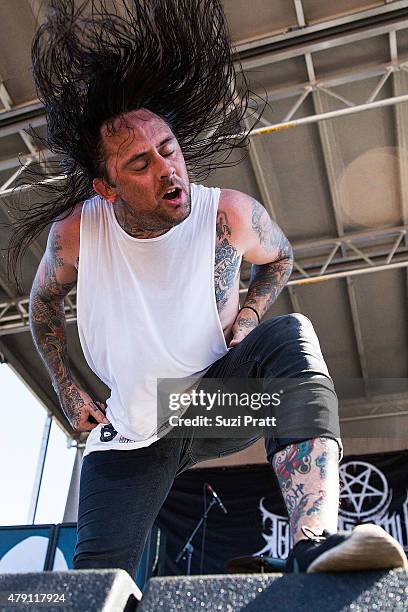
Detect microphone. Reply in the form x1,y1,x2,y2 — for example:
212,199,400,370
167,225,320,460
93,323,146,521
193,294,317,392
205,483,228,514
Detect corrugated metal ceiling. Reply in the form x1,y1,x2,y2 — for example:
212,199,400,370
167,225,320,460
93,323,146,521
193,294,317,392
0,0,407,448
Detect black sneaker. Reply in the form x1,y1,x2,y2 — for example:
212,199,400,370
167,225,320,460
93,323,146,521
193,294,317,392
286,525,408,573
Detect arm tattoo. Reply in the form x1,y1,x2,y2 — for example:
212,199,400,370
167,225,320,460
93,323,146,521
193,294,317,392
251,198,284,253
57,384,85,429
235,315,256,329
215,211,241,311
244,198,293,317
29,231,77,420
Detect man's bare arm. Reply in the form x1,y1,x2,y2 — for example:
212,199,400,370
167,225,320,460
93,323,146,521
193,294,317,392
220,190,293,346
29,218,108,431
30,224,77,390
244,196,293,319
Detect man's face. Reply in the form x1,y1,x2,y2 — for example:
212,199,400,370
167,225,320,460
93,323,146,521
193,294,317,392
95,109,191,231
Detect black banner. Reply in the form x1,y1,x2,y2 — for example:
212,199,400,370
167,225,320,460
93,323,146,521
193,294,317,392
157,450,408,575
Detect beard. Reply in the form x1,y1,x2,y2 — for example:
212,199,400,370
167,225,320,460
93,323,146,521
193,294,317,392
114,186,191,238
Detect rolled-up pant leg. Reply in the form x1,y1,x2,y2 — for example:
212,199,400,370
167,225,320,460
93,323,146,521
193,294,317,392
190,313,341,463
256,314,341,461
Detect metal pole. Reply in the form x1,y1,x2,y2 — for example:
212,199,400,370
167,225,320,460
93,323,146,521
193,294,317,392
62,445,84,523
236,1,408,58
283,87,312,122
315,85,354,107
0,174,65,197
293,0,306,28
27,413,52,524
366,67,393,103
3,95,408,197
249,93,408,137
0,159,32,192
239,259,408,292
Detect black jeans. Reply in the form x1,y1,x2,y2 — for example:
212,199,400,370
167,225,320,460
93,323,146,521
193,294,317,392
73,314,340,576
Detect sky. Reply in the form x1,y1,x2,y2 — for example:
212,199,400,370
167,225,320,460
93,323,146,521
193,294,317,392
0,363,76,526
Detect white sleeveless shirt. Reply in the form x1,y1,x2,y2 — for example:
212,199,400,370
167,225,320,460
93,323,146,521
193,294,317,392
77,183,229,456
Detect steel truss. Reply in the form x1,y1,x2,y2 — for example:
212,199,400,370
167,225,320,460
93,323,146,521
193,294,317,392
240,225,408,289
2,74,408,196
0,79,42,180
0,291,77,336
1,2,408,190
0,1,407,453
1,225,407,335
237,1,408,401
238,1,408,68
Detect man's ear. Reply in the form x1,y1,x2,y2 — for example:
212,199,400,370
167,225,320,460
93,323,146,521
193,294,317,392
93,177,117,203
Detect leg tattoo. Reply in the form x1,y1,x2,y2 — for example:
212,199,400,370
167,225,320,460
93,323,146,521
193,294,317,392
273,438,339,543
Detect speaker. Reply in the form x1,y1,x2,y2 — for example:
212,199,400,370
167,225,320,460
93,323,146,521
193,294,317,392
0,570,142,611
137,570,408,611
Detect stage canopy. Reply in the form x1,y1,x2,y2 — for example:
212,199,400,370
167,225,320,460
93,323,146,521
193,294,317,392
0,0,407,456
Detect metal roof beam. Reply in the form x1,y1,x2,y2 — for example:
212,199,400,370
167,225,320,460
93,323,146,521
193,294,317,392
237,5,408,69
293,0,306,29
0,149,55,173
263,64,397,102
240,102,290,308
2,227,407,333
0,82,12,111
0,115,47,139
287,285,302,313
3,93,408,198
0,199,44,262
0,64,396,145
0,159,32,191
243,118,279,221
249,92,408,137
389,33,408,379
0,100,44,122
311,64,374,397
3,256,408,334
313,72,384,397
391,64,408,226
237,1,408,54
0,5,406,150
0,80,43,161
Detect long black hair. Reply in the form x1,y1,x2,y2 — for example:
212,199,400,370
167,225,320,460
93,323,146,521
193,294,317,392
6,0,265,285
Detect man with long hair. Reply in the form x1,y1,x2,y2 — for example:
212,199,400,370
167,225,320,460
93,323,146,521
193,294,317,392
19,0,406,578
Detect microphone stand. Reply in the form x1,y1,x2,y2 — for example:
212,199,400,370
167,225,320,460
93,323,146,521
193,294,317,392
175,498,217,575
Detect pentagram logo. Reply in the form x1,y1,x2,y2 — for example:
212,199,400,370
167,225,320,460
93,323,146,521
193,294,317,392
339,461,392,519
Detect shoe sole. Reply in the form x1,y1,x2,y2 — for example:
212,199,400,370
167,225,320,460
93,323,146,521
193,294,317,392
307,524,408,573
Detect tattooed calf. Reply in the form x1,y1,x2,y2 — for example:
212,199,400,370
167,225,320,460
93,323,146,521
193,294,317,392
274,440,315,491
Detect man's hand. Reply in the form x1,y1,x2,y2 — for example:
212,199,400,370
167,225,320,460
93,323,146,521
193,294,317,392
229,308,258,347
57,383,110,432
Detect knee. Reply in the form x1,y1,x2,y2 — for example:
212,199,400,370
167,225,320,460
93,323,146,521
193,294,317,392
260,313,315,339
285,312,313,328
259,313,329,375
